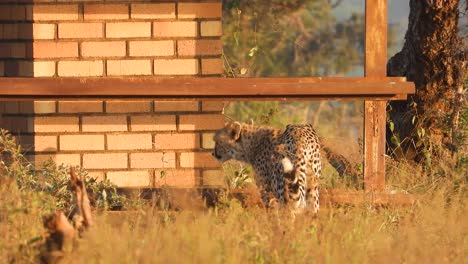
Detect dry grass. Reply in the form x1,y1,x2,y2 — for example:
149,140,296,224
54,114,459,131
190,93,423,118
64,188,466,264
0,130,467,263
2,170,466,263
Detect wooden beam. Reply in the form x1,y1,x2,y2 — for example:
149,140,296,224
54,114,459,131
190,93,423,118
0,77,413,100
364,0,388,190
116,188,418,208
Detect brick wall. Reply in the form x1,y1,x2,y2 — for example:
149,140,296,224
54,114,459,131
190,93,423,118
0,0,226,188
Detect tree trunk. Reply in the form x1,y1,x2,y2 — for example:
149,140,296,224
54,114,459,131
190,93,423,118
386,0,465,163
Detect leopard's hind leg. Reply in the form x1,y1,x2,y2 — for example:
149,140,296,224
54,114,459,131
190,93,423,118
308,151,322,214
284,155,307,213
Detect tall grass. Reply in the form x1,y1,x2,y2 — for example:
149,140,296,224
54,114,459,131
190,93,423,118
0,130,130,263
3,189,466,263
0,129,466,263
67,188,466,263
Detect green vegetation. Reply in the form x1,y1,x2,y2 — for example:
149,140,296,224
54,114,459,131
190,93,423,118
223,0,366,77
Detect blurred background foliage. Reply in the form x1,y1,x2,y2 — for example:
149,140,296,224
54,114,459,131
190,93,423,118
222,0,370,77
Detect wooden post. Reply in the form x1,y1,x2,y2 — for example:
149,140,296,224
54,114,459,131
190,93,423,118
364,0,387,190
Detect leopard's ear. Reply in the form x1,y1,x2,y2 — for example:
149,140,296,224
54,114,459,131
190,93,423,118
230,121,242,141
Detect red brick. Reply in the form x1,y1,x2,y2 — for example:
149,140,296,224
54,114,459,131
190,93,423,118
58,60,103,77
14,135,33,152
201,101,226,111
153,21,197,37
200,21,222,37
106,101,151,113
107,171,151,188
202,133,215,149
60,135,105,151
33,24,56,40
18,101,34,114
83,153,128,169
84,4,129,20
88,171,105,182
178,3,221,19
35,154,80,168
17,61,34,77
81,41,126,58
131,3,175,19
154,169,198,188
0,24,31,39
16,61,41,77
180,152,220,168
1,101,19,113
31,61,56,77
154,133,199,150
179,114,225,131
178,40,222,56
58,101,103,113
129,41,174,57
154,100,199,112
106,22,151,38
201,58,223,75
35,135,58,152
130,115,176,131
0,117,32,133
32,4,79,21
154,59,198,75
130,152,176,169
34,116,79,132
33,42,78,59
34,101,56,113
202,169,225,186
0,5,27,21
59,23,103,39
82,115,127,132
0,43,26,59
107,60,151,76
107,134,152,150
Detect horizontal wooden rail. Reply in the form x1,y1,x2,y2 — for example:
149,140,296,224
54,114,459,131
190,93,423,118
0,77,414,101
117,188,418,209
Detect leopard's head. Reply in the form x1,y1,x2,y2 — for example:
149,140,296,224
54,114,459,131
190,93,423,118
212,121,246,162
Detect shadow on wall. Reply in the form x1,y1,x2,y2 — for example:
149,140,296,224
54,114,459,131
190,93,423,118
0,2,35,157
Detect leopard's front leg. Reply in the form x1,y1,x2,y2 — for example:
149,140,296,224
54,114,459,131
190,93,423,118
252,159,285,209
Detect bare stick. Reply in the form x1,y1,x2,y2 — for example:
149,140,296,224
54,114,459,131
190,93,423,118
69,167,93,229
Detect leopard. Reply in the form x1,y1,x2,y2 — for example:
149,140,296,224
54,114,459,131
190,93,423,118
212,121,322,214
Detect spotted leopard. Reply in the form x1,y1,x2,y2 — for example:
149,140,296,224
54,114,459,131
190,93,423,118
212,122,322,214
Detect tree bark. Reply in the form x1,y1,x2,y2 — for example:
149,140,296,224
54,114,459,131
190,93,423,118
386,0,465,162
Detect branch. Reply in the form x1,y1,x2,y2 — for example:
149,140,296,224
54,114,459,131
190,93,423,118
70,167,93,229
42,167,94,263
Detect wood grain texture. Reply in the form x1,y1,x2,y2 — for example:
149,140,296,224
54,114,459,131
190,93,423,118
116,188,418,208
364,0,388,190
0,77,413,100
364,101,387,189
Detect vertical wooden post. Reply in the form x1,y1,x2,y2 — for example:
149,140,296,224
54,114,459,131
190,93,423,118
364,0,387,190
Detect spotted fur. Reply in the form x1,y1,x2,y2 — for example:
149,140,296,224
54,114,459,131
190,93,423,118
212,122,322,213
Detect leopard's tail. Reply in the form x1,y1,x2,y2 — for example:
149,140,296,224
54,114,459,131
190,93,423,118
319,139,360,181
